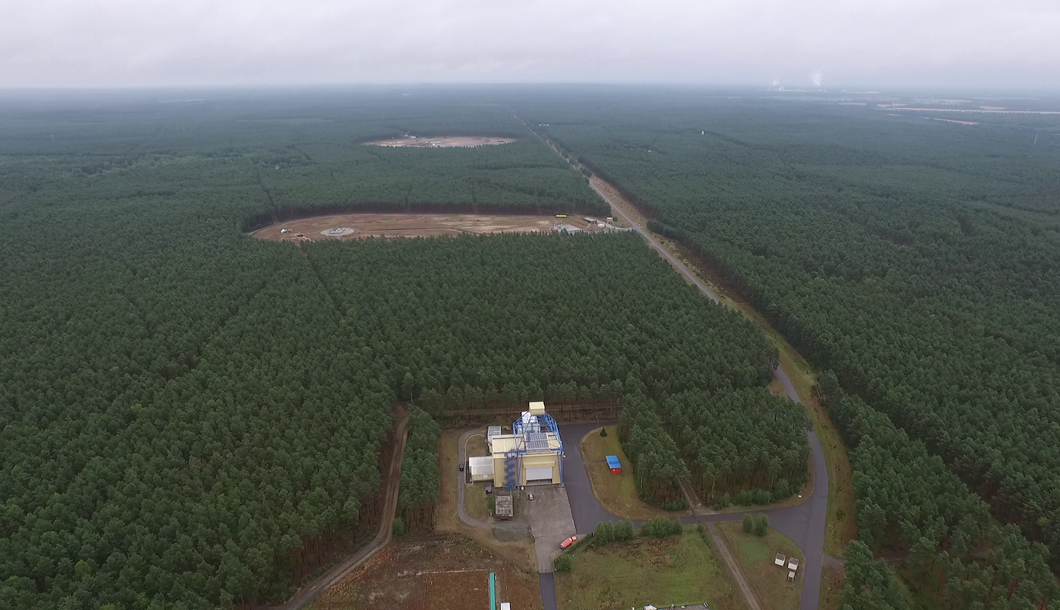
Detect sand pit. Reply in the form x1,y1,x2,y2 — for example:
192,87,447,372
250,213,606,242
310,537,539,610
366,136,516,148
927,117,979,126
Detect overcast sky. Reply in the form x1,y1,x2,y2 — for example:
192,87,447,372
2,0,1058,89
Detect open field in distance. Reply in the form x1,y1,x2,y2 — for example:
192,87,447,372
250,213,598,241
366,136,516,147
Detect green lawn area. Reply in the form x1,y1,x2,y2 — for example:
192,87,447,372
555,527,747,610
717,522,803,610
466,433,489,457
464,483,492,521
580,426,676,520
463,432,493,521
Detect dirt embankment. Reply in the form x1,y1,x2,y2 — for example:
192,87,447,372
308,536,540,610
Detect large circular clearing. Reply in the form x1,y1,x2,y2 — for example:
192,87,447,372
250,213,629,242
365,136,516,148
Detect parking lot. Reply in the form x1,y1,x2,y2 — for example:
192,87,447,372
526,486,578,573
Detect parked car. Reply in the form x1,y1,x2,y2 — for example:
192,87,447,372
560,536,578,549
527,493,534,501
458,463,464,472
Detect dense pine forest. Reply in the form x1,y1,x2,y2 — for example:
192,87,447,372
0,88,799,608
821,373,1059,610
395,407,441,534
12,84,1057,609
519,88,1060,603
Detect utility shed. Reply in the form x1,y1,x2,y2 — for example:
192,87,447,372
495,491,514,520
487,426,502,450
606,455,622,474
469,456,495,482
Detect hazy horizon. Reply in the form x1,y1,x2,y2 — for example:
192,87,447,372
3,0,1059,90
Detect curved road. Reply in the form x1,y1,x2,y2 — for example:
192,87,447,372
456,429,495,530
560,419,826,610
573,154,827,610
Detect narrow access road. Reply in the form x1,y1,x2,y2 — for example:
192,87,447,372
589,175,827,610
276,406,410,610
708,522,764,610
591,178,724,306
539,573,558,610
532,127,829,610
456,428,494,530
561,421,825,610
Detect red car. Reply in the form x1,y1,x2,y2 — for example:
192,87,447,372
560,536,578,549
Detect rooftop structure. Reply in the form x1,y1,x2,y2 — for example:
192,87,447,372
487,426,502,450
489,402,564,489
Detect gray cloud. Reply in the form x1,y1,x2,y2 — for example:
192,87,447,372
2,0,1058,88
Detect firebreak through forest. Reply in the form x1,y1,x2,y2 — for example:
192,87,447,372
522,88,1060,609
0,89,807,609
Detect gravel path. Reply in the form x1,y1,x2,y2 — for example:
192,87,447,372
708,522,764,610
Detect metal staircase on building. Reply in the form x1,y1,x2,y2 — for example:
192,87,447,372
504,449,518,490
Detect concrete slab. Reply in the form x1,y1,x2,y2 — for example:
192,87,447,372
494,493,532,542
526,486,577,573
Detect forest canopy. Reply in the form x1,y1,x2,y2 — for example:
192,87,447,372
0,88,797,609
515,87,1060,599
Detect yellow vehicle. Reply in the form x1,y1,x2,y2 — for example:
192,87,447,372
555,214,567,218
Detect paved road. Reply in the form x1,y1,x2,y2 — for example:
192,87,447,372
456,429,493,530
276,407,410,610
539,573,558,610
560,420,826,610
583,162,827,610
500,123,828,610
527,486,578,574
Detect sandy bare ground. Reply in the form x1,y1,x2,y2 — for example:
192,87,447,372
927,117,979,126
891,107,1060,115
308,537,540,610
250,213,596,242
366,136,516,148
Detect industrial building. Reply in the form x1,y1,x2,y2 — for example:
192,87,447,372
469,402,565,489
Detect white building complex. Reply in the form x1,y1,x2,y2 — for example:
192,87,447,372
468,402,565,488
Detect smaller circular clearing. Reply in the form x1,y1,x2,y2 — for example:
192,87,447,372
322,227,358,237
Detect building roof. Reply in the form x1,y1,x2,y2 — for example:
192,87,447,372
469,456,494,476
490,432,561,456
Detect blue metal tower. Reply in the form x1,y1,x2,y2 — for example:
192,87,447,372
504,449,519,490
